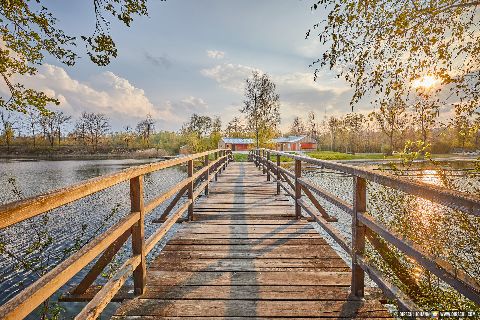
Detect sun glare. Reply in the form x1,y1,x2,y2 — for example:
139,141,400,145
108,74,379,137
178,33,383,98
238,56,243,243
412,75,440,89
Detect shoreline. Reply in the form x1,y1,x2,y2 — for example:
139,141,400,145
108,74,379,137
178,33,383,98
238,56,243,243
0,153,178,161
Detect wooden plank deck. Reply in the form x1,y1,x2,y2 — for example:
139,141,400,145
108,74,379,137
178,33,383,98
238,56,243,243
112,162,392,319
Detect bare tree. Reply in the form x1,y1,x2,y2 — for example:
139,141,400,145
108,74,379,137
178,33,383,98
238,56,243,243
289,116,306,136
39,113,56,147
55,112,72,145
241,71,280,148
136,114,155,147
75,112,110,151
27,110,40,147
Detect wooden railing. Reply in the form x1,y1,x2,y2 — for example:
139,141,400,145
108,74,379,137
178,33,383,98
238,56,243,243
0,149,233,320
250,148,480,311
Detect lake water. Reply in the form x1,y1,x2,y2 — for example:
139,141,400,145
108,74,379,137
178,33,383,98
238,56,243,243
0,158,187,318
0,158,478,317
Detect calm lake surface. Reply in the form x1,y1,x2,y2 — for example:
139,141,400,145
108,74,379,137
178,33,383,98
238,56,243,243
0,158,478,318
0,158,186,318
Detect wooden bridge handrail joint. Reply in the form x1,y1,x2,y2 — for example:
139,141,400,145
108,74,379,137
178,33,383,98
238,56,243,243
0,149,233,320
250,148,480,311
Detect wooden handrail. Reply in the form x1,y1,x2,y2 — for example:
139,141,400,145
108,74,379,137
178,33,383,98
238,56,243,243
0,148,233,319
256,149,480,216
0,150,229,229
250,148,480,310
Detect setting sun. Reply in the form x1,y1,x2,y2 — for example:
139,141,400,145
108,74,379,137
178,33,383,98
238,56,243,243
412,75,440,89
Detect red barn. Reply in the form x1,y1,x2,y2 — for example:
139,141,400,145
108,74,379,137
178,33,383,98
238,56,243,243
274,135,317,151
218,137,255,151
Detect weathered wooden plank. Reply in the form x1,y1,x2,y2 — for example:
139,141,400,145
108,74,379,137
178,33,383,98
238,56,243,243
146,270,351,286
171,233,322,239
185,219,305,225
157,250,342,259
162,243,331,252
149,258,348,272
177,226,317,234
193,214,295,220
114,299,392,318
167,238,329,245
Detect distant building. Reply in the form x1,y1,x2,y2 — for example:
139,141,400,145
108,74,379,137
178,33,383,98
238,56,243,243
274,135,317,151
218,137,255,151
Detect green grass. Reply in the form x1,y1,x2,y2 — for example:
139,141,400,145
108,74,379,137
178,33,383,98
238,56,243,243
306,151,399,161
233,153,249,162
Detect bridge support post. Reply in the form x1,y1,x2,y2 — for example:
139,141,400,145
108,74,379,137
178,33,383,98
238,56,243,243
352,176,366,297
266,151,271,181
130,175,146,295
276,154,280,195
204,154,209,196
188,159,194,221
294,159,302,219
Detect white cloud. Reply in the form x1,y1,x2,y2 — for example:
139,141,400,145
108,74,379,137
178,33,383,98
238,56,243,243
11,64,210,130
206,50,225,59
200,63,260,93
274,72,351,96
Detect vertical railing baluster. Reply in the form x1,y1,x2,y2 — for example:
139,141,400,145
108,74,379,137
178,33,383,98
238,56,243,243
295,158,302,219
130,175,146,295
204,154,209,195
352,176,366,297
266,151,271,181
188,159,194,221
276,153,280,195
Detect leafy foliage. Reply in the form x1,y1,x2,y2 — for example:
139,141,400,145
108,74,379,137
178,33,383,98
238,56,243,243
241,71,280,148
308,0,480,113
0,0,156,114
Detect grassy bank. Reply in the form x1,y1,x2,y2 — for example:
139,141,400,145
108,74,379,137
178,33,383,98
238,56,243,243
306,151,398,161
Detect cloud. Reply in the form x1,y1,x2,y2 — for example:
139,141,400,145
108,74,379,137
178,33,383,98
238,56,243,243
169,96,209,115
200,63,259,93
274,72,351,96
13,64,210,130
144,52,172,69
206,50,225,59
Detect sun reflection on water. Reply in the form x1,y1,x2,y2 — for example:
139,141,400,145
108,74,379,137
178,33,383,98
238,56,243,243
420,169,442,186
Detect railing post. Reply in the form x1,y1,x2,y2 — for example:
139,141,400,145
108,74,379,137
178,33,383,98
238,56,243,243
130,175,146,295
223,150,227,170
262,150,266,174
215,151,218,181
276,154,280,195
188,159,194,221
352,176,366,297
204,154,209,196
295,159,302,219
266,151,271,181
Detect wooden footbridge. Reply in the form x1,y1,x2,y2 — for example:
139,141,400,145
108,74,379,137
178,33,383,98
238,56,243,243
0,149,479,319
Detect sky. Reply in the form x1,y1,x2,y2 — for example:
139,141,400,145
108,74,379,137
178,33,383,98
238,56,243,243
16,0,360,132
